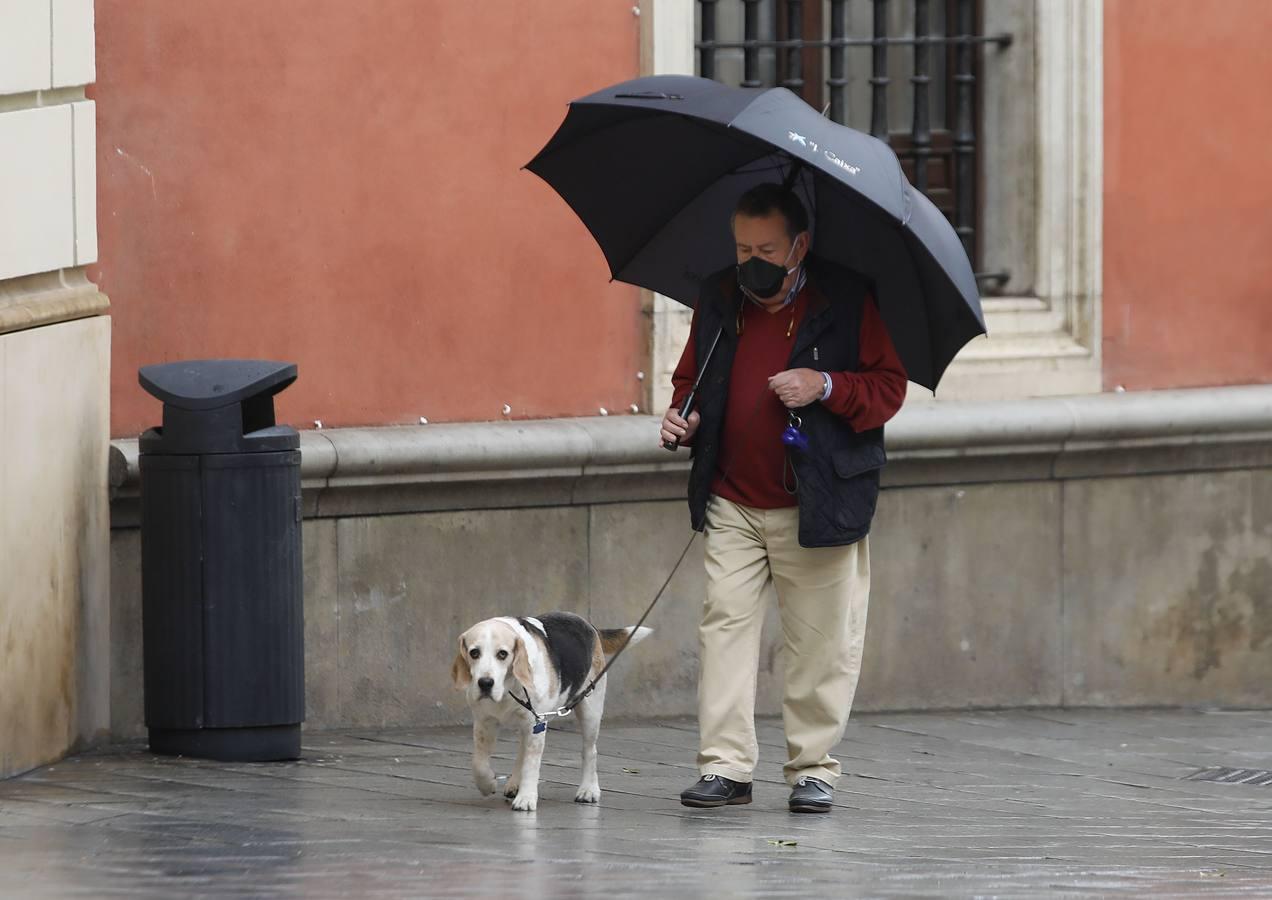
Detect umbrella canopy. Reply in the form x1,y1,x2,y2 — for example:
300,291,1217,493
526,74,986,391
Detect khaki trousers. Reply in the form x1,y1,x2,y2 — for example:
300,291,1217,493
697,495,870,787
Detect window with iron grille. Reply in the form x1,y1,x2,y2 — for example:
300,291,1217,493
695,0,1012,294
648,1,1101,408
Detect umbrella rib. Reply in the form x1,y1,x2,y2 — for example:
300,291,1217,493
525,121,777,292
602,91,794,278
530,94,787,281
527,85,778,170
529,105,748,171
608,133,785,283
525,106,666,170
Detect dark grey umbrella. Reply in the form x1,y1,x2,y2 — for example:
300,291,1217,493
526,74,985,391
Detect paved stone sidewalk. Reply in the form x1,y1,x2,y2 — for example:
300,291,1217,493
4,709,1272,897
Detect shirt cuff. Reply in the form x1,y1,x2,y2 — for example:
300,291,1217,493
819,371,833,402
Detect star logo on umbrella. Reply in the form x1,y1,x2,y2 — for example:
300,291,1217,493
789,131,820,153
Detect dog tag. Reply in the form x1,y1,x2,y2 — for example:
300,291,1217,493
532,720,547,734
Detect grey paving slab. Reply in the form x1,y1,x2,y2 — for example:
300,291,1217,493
5,710,1272,897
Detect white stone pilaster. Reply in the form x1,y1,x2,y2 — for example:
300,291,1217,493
0,0,109,778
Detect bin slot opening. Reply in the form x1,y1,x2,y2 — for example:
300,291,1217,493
242,394,277,434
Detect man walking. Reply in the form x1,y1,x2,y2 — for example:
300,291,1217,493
660,183,906,813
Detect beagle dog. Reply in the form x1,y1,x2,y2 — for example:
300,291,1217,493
451,612,651,811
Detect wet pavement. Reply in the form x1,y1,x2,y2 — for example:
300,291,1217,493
4,709,1272,897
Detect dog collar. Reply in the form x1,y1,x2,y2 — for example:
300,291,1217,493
511,688,576,733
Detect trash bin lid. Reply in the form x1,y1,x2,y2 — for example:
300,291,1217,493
139,360,298,411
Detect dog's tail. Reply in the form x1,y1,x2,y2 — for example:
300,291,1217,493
598,626,653,656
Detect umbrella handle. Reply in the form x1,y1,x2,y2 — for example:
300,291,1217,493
662,324,724,452
662,391,697,451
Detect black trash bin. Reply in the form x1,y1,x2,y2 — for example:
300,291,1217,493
138,359,304,761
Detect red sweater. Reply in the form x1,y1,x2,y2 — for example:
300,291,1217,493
671,286,907,510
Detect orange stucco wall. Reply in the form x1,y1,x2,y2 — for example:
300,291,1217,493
1103,0,1272,390
92,1,643,437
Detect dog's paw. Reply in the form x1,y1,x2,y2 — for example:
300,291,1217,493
503,781,520,800
574,784,601,804
510,791,539,812
474,769,498,796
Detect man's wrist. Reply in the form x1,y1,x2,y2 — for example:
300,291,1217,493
818,371,833,402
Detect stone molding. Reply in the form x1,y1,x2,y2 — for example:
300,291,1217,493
0,269,108,336
109,385,1272,525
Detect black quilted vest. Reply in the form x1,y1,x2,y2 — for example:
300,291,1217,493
686,256,888,548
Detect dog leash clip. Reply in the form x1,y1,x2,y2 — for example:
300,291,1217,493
532,718,547,734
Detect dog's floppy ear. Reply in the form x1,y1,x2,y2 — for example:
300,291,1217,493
451,636,472,689
512,635,534,689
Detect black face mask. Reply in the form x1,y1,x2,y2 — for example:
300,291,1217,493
736,242,800,299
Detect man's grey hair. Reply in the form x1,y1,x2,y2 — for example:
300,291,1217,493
732,183,810,240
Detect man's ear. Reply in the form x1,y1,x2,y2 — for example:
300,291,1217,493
451,637,472,690
512,636,534,689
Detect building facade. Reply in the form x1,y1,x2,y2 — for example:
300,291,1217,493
3,0,1270,775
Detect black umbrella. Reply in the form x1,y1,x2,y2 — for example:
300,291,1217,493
525,74,985,392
